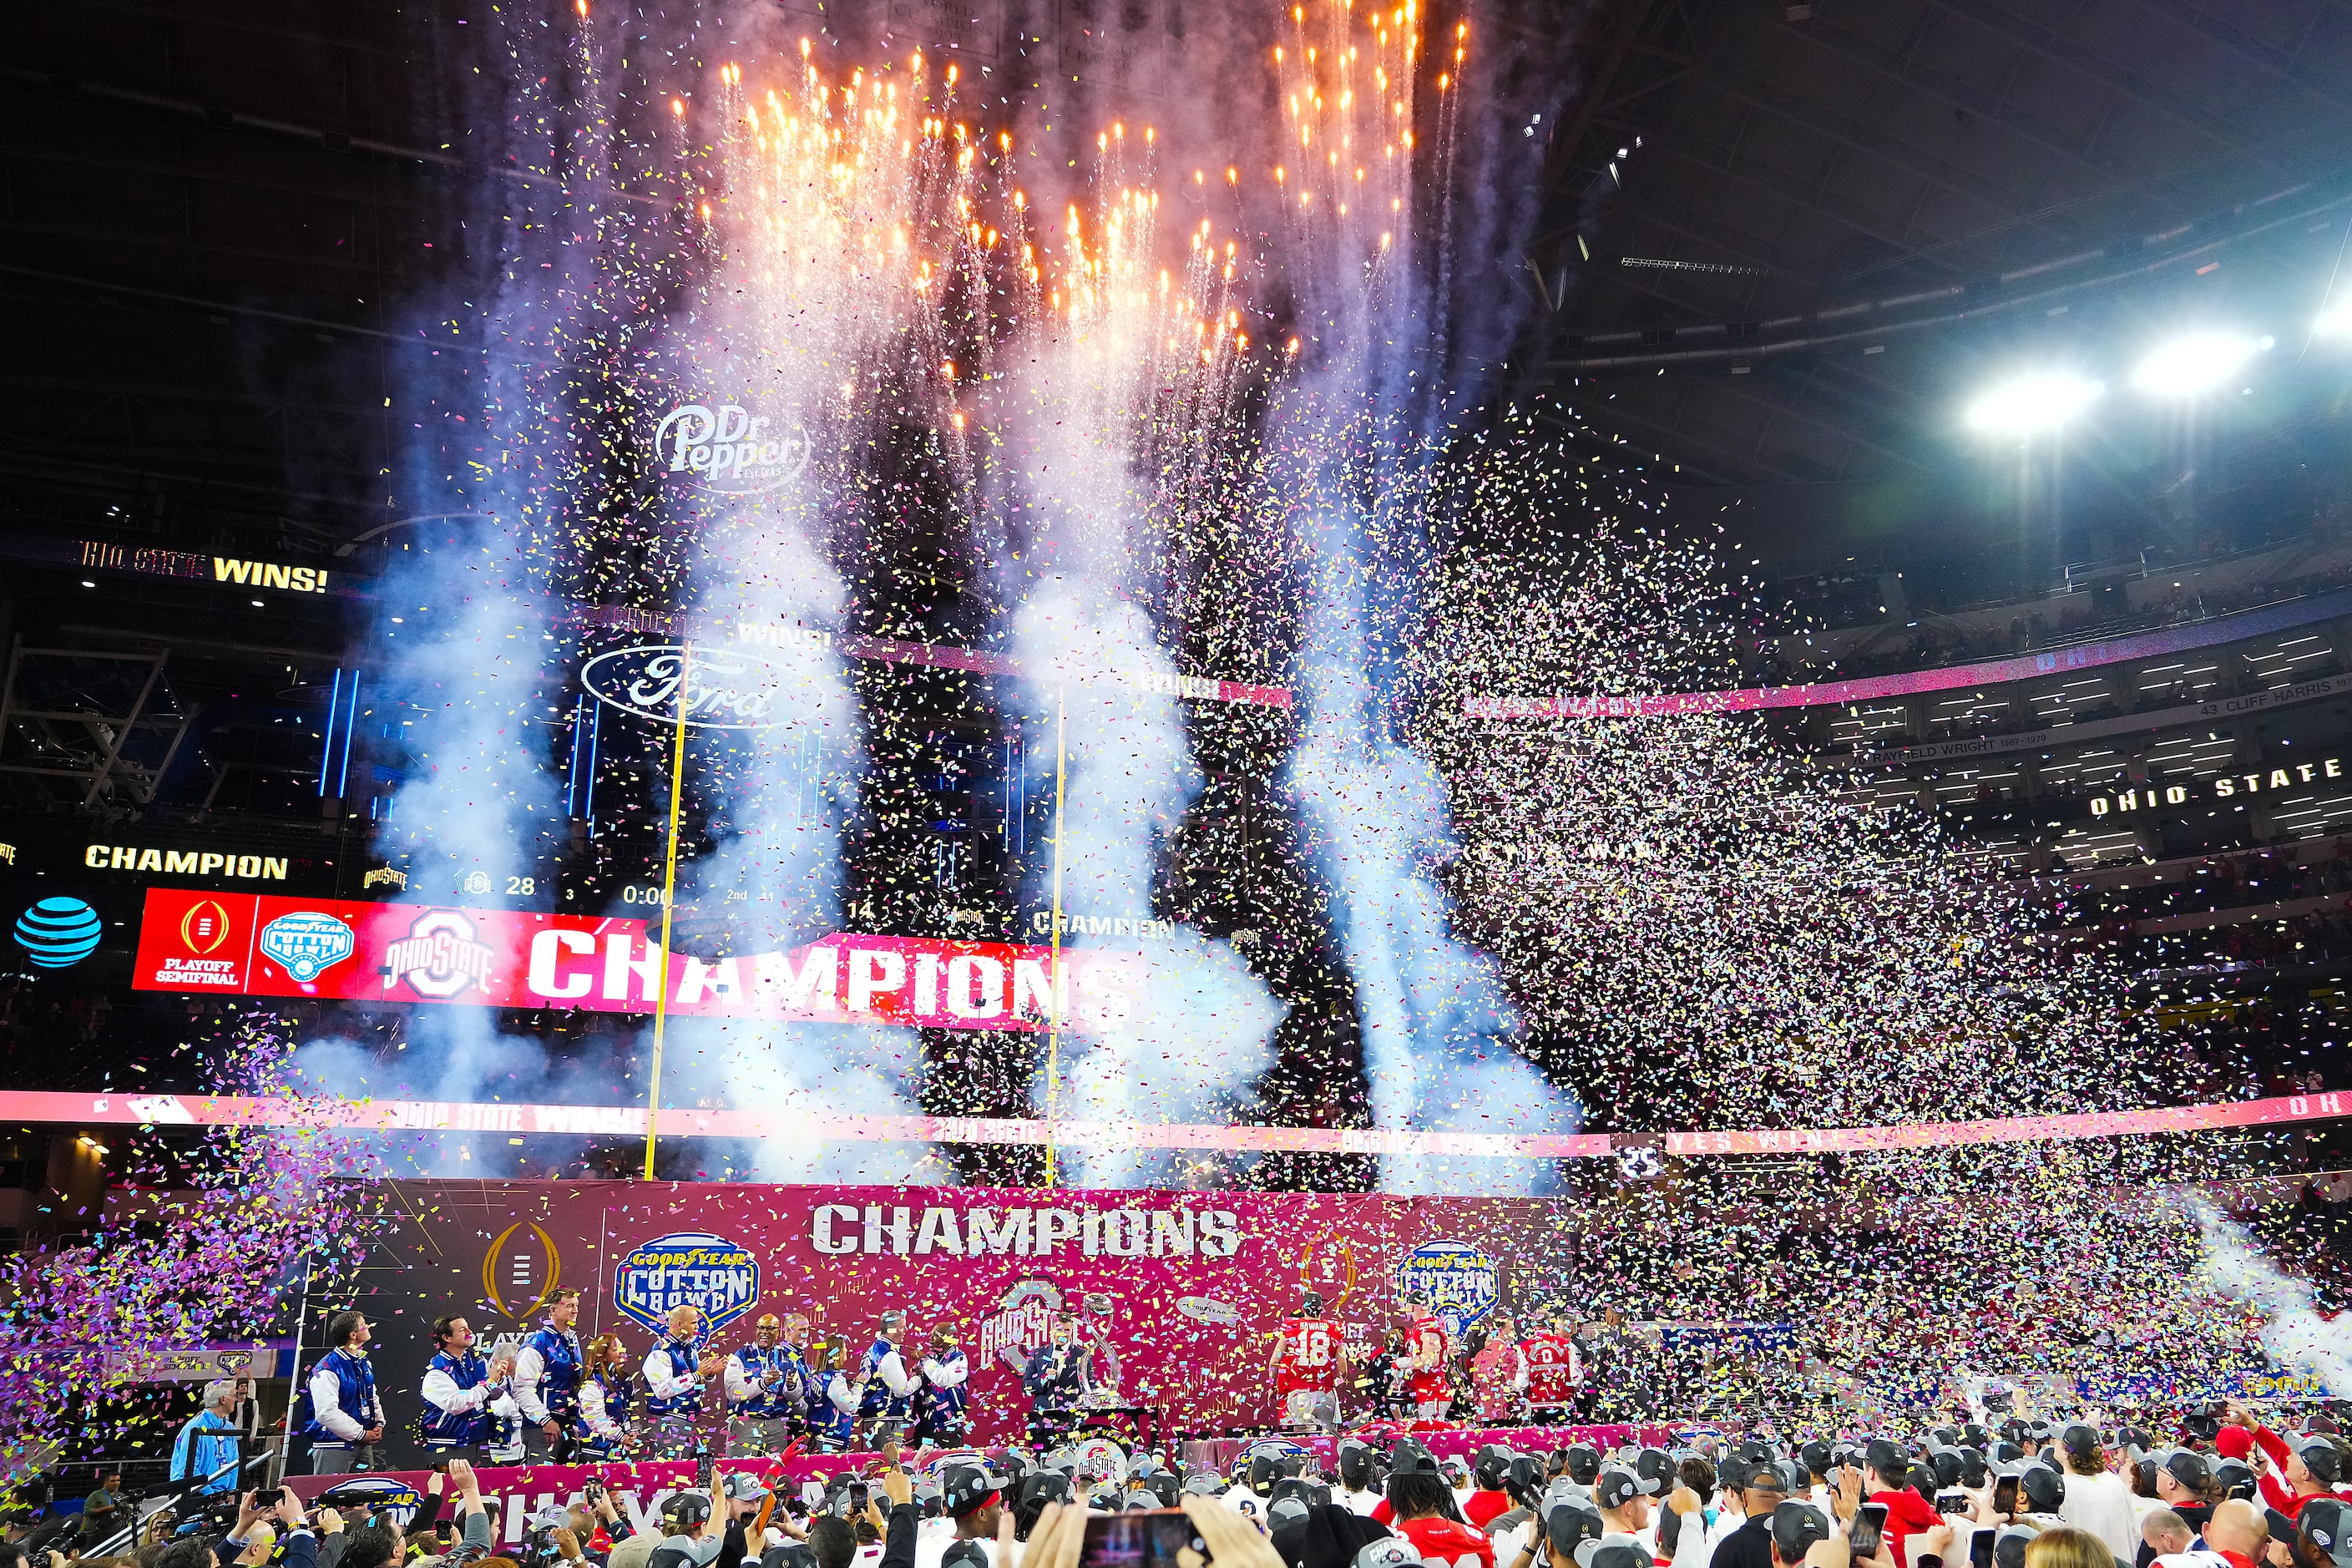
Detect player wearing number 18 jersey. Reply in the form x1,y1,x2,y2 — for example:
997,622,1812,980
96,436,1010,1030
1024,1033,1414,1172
1269,1291,1347,1432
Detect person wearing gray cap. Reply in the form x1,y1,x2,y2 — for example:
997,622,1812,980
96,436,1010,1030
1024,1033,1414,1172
1592,1465,1657,1560
2225,1403,2352,1526
2056,1424,2137,1565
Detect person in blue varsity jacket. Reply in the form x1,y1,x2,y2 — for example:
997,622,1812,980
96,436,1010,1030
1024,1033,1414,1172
913,1325,972,1444
857,1310,922,1446
810,1343,867,1453
419,1313,514,1464
641,1302,726,1458
511,1288,584,1461
723,1313,801,1454
574,1331,633,1459
302,1310,384,1474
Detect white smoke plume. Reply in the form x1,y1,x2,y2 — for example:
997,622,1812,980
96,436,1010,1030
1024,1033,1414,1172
1013,589,1286,1187
2195,1197,2352,1393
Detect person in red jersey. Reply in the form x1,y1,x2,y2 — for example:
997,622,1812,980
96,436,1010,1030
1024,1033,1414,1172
1387,1464,1495,1568
1400,1292,1454,1421
2225,1402,2352,1522
1519,1306,1585,1426
1267,1290,1348,1433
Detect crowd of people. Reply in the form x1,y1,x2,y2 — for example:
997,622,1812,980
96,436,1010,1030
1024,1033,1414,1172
1762,526,2352,679
283,1293,999,1474
266,1290,1671,1474
51,1393,2352,1568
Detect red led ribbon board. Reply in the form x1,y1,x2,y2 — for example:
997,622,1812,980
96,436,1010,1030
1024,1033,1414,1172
130,888,1140,1032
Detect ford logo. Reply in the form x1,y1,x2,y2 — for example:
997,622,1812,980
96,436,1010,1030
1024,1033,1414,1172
581,643,807,730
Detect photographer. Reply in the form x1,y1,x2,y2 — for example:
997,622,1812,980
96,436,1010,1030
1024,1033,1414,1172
224,1491,321,1568
80,1469,125,1550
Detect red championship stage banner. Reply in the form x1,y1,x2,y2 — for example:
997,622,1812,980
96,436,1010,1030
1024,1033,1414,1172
130,888,1143,1032
332,1179,1610,1464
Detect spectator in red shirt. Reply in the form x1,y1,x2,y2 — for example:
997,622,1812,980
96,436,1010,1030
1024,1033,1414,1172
2202,1499,2265,1568
1861,1440,1941,1567
1464,1449,1514,1531
2228,1404,2352,1522
1385,1470,1494,1568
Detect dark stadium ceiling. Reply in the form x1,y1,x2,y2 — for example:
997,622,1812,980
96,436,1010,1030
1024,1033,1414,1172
1511,0,2352,488
3,0,2352,559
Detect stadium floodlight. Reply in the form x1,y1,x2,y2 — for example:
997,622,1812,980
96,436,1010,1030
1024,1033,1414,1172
1964,372,2104,434
2131,331,2274,394
2318,296,2352,336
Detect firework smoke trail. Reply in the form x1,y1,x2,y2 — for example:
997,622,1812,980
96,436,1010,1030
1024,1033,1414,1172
640,50,1021,1182
998,139,1287,1186
296,8,632,1168
1268,5,1581,1191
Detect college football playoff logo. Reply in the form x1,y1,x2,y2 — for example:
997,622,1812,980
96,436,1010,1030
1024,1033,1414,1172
483,1221,564,1322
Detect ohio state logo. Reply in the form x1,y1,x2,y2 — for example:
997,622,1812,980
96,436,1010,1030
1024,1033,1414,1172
382,909,495,999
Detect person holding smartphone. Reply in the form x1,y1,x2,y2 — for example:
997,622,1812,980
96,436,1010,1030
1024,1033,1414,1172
1860,1442,1940,1568
2226,1406,2352,1525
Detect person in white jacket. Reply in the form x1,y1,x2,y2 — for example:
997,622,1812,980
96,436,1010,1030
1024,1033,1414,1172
576,1332,632,1459
725,1315,802,1454
857,1316,923,1446
643,1304,726,1458
2054,1424,2141,1567
814,1350,867,1451
915,1328,973,1444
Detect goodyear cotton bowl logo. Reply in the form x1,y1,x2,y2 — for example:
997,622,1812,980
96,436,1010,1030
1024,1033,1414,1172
382,909,494,999
613,1232,761,1338
1393,1239,1500,1334
259,911,355,983
654,402,813,494
313,1479,425,1529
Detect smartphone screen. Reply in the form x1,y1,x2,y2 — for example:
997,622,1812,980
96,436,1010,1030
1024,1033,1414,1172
1848,1503,1890,1560
1937,1495,1969,1516
1079,1510,1211,1568
1993,1478,2019,1517
1970,1529,1995,1568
